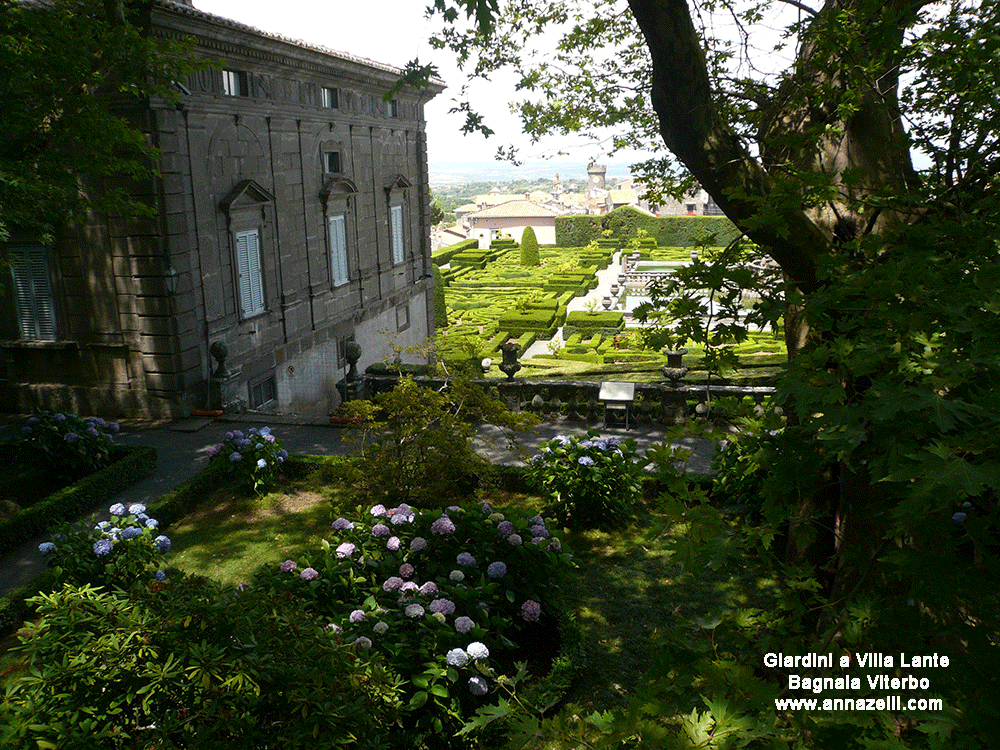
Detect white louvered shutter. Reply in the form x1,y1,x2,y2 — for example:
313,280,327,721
10,247,56,340
390,205,404,265
329,215,348,286
236,230,265,317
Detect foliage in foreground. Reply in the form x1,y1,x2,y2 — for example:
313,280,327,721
253,500,575,747
1,580,402,749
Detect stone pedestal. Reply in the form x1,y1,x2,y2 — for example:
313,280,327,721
209,369,243,412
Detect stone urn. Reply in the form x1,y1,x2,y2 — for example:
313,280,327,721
498,340,522,381
617,274,627,285
610,283,619,295
344,341,363,383
602,297,613,310
662,347,689,386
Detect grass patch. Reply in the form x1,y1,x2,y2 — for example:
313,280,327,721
164,459,348,586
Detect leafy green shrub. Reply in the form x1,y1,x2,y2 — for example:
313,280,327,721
252,500,575,747
0,580,401,749
433,238,479,266
498,308,558,338
555,205,740,247
205,425,288,495
520,226,540,266
524,431,643,527
15,411,120,480
38,501,172,591
340,377,534,508
564,310,624,334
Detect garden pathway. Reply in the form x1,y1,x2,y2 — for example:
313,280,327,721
522,251,627,358
0,415,715,596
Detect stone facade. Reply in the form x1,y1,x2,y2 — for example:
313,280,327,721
0,0,442,418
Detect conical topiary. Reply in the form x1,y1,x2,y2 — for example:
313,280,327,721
520,226,540,267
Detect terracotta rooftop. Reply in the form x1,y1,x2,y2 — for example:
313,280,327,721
469,200,560,219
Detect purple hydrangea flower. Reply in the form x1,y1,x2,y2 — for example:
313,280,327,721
277,449,288,462
479,501,492,514
256,458,267,469
326,623,342,633
354,636,372,649
38,542,56,556
154,535,171,552
594,440,608,450
429,598,456,615
530,524,550,539
128,503,146,515
374,621,389,635
332,517,355,531
86,427,99,439
224,431,234,441
467,641,490,660
206,444,221,458
546,538,563,552
349,609,366,623
430,516,456,535
487,561,507,579
26,416,40,426
109,503,126,517
457,552,476,567
264,434,276,443
399,563,415,579
259,427,271,436
579,440,594,449
93,539,114,557
386,536,401,552
145,518,159,529
405,603,425,618
410,536,427,551
155,570,167,582
446,648,469,667
952,512,967,523
121,527,142,540
455,616,476,634
254,443,263,451
300,567,319,580
107,422,120,434
606,437,620,447
419,581,438,596
468,676,488,696
280,559,298,572
370,504,387,517
507,534,523,546
521,600,542,622
497,520,515,537
399,581,419,597
64,432,79,444
232,430,244,439
382,576,404,592
528,515,544,525
449,570,465,582
230,452,242,462
372,523,391,537
53,413,66,422
335,542,356,559
578,456,595,466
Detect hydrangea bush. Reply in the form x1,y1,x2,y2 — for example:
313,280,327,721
16,411,120,480
206,426,288,495
252,501,574,746
38,502,170,590
524,430,643,527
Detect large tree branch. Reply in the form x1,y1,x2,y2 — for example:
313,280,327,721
626,0,828,291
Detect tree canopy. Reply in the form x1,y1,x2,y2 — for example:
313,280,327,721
0,0,200,242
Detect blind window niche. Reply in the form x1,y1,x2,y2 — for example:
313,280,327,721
390,204,404,265
329,215,348,286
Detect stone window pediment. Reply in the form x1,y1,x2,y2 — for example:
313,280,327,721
219,179,275,216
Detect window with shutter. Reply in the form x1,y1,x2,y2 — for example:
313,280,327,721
329,215,348,286
236,229,265,317
9,247,56,341
390,204,404,265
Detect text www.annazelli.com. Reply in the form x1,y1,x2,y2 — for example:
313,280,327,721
775,696,944,711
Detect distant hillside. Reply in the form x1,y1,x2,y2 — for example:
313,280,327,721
430,159,634,187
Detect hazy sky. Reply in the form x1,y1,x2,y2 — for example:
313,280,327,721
194,0,623,169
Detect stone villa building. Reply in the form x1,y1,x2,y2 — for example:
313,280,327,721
0,0,443,418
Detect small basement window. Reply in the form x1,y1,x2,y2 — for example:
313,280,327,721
249,375,277,408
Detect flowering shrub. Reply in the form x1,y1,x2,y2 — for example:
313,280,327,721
252,501,574,747
206,426,287,494
524,430,643,527
38,502,170,590
15,411,120,480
